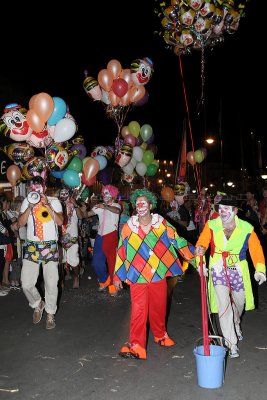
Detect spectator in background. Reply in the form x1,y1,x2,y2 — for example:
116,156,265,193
241,190,261,235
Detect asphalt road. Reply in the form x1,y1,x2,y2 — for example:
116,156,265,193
1,265,267,400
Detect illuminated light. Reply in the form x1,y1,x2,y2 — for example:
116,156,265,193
206,138,214,144
227,181,233,187
158,179,163,183
163,160,166,165
209,184,214,187
192,190,196,193
261,175,267,180
166,173,171,177
170,161,173,165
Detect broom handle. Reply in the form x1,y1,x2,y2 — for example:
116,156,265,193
200,255,210,356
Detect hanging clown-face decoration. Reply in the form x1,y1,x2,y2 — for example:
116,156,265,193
0,104,32,142
130,57,154,86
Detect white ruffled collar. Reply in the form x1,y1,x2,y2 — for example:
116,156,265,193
129,213,164,233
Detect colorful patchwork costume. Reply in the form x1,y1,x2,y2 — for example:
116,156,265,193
114,213,196,359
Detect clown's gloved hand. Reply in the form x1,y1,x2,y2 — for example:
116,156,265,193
254,272,267,285
197,264,208,277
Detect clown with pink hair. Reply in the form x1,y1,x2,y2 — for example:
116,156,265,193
87,185,121,296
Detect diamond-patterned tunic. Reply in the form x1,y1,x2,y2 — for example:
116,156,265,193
114,214,196,284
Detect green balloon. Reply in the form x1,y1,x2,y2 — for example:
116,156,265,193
146,163,158,176
80,187,90,201
67,156,83,172
140,124,153,142
142,149,154,165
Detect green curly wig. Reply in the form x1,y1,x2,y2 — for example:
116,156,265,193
130,188,157,209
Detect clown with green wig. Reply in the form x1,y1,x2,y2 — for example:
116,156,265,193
114,188,196,360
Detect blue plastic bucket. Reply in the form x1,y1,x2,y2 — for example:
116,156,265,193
194,344,226,389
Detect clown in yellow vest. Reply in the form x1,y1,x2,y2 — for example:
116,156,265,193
195,196,266,359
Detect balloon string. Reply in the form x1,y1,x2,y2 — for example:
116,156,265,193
177,52,202,195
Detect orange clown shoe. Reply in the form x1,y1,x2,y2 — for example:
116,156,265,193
98,276,111,292
154,333,176,347
119,343,147,360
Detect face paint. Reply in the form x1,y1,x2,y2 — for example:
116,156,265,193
30,183,44,194
219,205,235,223
102,189,112,204
59,189,70,202
136,199,149,217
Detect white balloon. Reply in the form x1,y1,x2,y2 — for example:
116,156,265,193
130,157,137,168
136,161,147,176
132,146,143,162
122,162,134,175
101,90,111,105
53,118,76,143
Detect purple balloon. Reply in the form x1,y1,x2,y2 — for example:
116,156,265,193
146,133,154,145
71,144,87,160
123,134,137,147
97,166,112,185
133,89,149,107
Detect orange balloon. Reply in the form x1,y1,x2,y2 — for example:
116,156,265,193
83,157,100,181
186,151,196,166
33,92,54,121
161,186,174,202
29,94,37,109
107,59,122,79
6,165,21,186
26,109,45,133
129,85,145,103
98,69,113,92
120,68,134,88
120,90,131,106
109,90,120,107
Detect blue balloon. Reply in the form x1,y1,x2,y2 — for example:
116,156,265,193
47,97,67,126
51,170,65,179
62,169,81,188
94,155,107,171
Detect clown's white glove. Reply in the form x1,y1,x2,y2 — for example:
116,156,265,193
197,264,208,277
254,272,266,285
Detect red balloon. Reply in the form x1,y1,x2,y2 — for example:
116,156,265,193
123,133,137,147
81,173,96,187
112,78,128,98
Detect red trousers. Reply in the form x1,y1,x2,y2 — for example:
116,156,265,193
129,279,167,349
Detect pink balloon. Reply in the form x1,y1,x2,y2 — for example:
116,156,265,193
109,91,120,107
186,151,196,166
98,69,113,92
29,94,37,109
107,59,122,79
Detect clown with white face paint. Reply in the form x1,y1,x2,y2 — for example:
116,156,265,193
195,195,266,359
58,187,83,289
113,188,196,360
87,185,121,296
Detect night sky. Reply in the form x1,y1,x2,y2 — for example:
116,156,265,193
0,0,264,175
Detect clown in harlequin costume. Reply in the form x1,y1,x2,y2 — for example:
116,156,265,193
87,185,121,296
114,188,196,360
58,188,83,288
18,176,63,330
195,195,266,359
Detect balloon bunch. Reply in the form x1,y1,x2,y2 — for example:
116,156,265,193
186,147,207,165
154,0,248,55
83,58,153,132
0,95,77,149
115,121,159,183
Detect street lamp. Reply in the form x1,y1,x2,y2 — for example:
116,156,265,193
206,137,215,144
